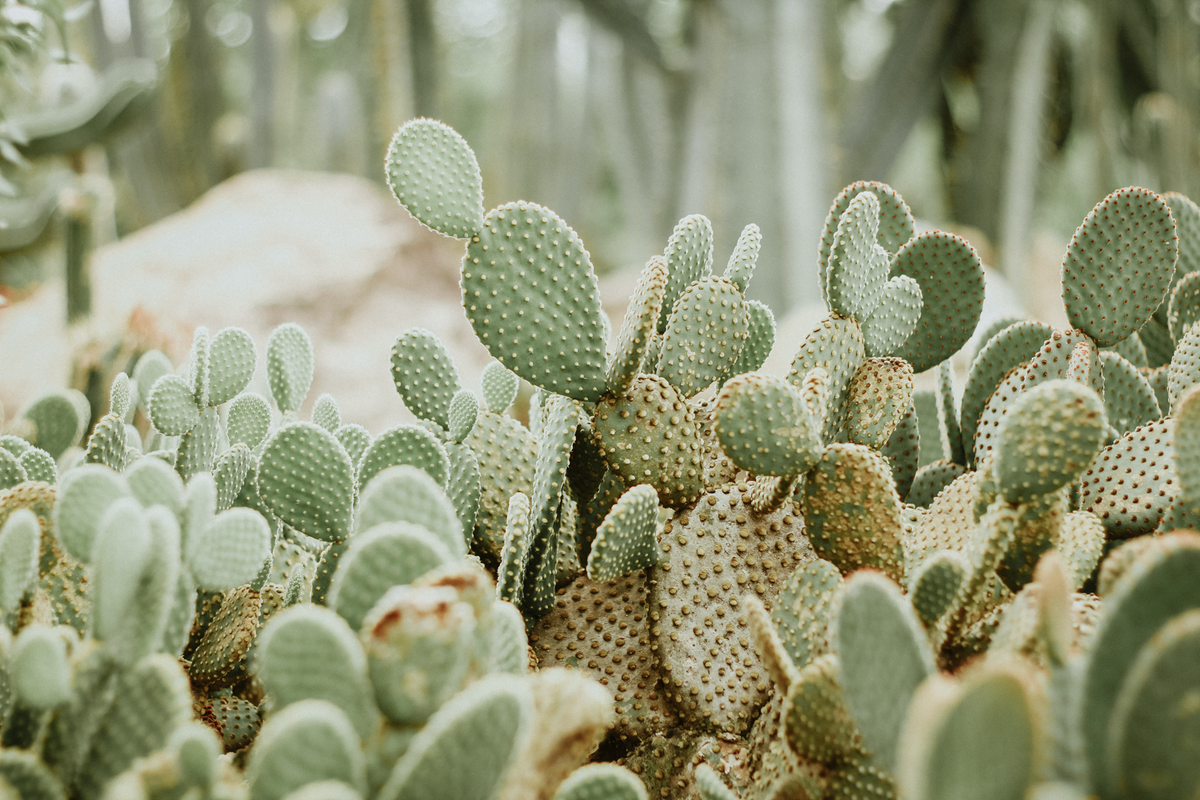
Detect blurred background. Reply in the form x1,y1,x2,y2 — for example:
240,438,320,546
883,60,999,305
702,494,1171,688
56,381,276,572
2,0,1200,428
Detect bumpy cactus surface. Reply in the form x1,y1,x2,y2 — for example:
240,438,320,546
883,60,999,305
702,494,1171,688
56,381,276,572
2,116,1200,800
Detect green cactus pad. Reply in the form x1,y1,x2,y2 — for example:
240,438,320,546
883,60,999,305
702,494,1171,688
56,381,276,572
497,492,530,604
190,507,272,591
175,407,221,480
1168,270,1200,343
0,744,66,800
247,700,367,800
1107,330,1150,368
267,323,316,414
311,393,341,433
125,453,186,515
594,374,703,508
0,449,26,490
357,465,464,557
259,423,355,543
694,764,738,800
802,443,905,581
722,222,761,295
1169,321,1200,413
211,443,250,511
566,424,607,510
0,433,30,459
553,764,648,800
21,391,83,460
189,584,262,688
910,550,968,627
784,654,860,763
860,274,922,359
390,328,462,430
770,558,839,670
607,256,668,394
586,484,660,582
818,181,915,303
1165,192,1200,278
480,362,520,414
208,326,257,406
906,460,967,509
224,393,270,450
960,321,1057,467
522,395,581,619
55,463,130,563
714,372,821,478
1108,608,1200,800
188,326,212,409
1079,419,1177,537
445,441,481,539
1062,187,1177,346
845,357,914,449
658,214,715,333
934,362,963,465
110,372,132,419
1140,317,1176,367
17,447,56,484
444,391,477,443
1101,351,1161,435
462,201,608,402
788,314,866,442
1080,532,1200,793
0,509,38,613
730,299,776,376
837,571,935,773
377,675,532,800
896,668,1035,800
486,599,527,675
132,349,172,407
328,522,453,632
258,605,377,738
652,485,811,732
386,118,484,239
826,191,884,321
466,410,537,564
84,413,129,472
995,380,1107,504
887,231,985,373
359,424,449,489
656,276,750,398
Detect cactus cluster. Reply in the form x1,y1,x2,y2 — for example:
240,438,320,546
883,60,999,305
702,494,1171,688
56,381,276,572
1,118,1199,800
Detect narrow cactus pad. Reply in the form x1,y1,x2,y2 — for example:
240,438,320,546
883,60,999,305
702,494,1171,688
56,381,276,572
882,398,921,500
530,571,673,740
267,323,315,414
732,299,776,376
845,357,914,449
657,277,750,398
481,361,520,414
783,654,861,763
650,484,812,733
1168,269,1200,342
390,328,462,430
208,326,257,406
802,443,905,581
497,492,530,604
818,181,915,304
386,118,484,240
723,223,761,294
1079,419,1177,537
826,191,884,321
607,256,668,395
593,374,703,509
462,201,608,402
788,314,866,442
888,231,985,373
465,410,536,565
1061,187,1177,346
1101,351,1161,434
770,558,840,670
524,396,583,618
658,214,715,333
715,373,821,478
586,485,660,583
259,423,354,543
936,361,964,465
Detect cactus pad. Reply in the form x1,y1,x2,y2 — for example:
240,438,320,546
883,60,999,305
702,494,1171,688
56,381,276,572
887,231,985,373
586,484,660,582
723,222,761,295
55,464,130,563
386,118,484,239
802,443,905,581
860,274,923,358
656,277,749,398
191,507,273,591
267,324,316,414
1062,187,1177,346
845,357,914,449
910,551,968,627
1079,419,1177,537
209,326,257,406
554,764,648,800
818,181,915,303
228,392,273,448
481,361,520,413
788,314,866,442
311,393,340,432
1100,351,1161,434
390,328,462,429
715,372,821,478
21,391,83,460
357,465,464,557
246,700,366,800
593,374,703,508
658,214,715,333
259,423,354,543
784,654,860,763
466,410,536,563
462,201,608,402
448,390,478,443
826,191,885,321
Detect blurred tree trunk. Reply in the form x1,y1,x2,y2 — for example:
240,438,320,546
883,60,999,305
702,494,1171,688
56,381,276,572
501,0,563,206
249,0,275,168
407,0,439,119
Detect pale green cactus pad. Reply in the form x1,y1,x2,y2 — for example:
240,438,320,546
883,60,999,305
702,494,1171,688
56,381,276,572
311,393,340,432
861,274,922,359
845,357,914,449
356,465,464,557
386,118,484,239
209,326,257,406
390,328,462,430
732,299,776,375
658,214,715,333
714,372,821,478
246,700,367,800
462,201,608,402
818,181,915,301
1061,187,1177,347
826,191,885,321
586,484,659,582
607,256,668,395
259,423,355,542
788,314,866,441
267,323,316,414
656,276,749,398
228,392,273,448
910,550,968,627
480,361,520,413
555,764,648,800
723,222,761,295
1100,351,1161,434
784,654,860,764
358,423,449,489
